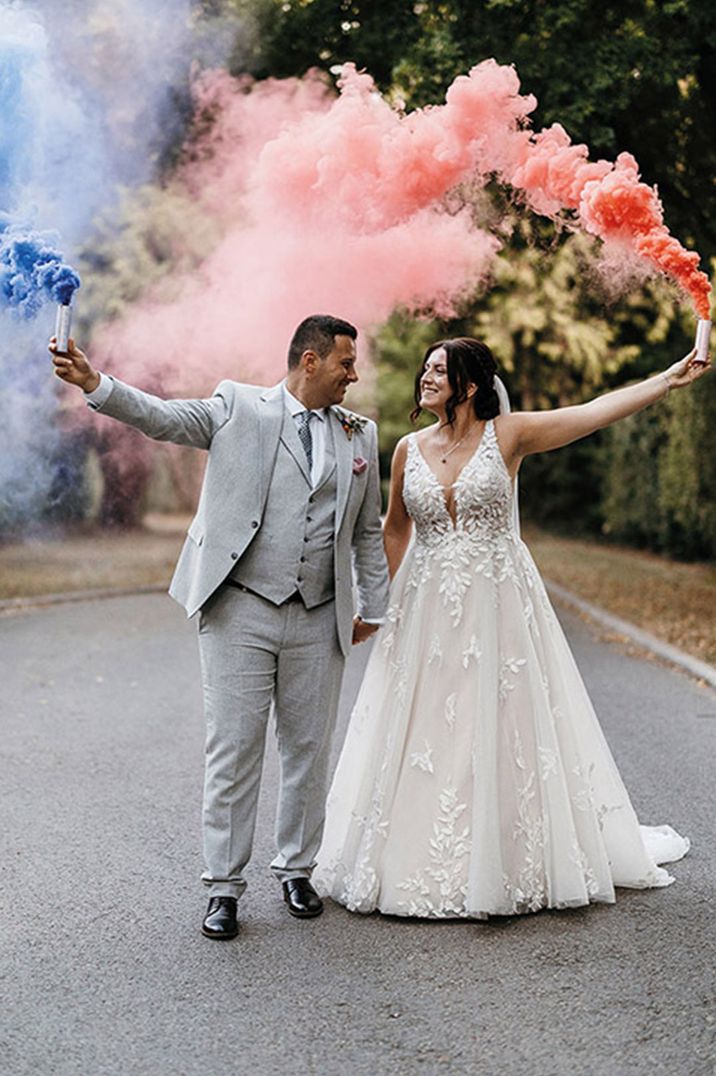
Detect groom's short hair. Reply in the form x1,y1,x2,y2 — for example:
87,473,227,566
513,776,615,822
287,315,358,369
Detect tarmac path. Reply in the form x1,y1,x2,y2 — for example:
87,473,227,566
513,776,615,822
1,594,714,1076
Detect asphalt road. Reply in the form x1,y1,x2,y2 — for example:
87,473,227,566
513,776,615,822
1,594,714,1076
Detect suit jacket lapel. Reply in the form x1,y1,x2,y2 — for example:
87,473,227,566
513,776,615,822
280,408,312,486
330,407,354,531
258,383,288,504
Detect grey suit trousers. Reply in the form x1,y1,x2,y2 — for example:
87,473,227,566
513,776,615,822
197,584,345,899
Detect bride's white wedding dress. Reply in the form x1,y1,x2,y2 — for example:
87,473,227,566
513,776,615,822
315,420,689,918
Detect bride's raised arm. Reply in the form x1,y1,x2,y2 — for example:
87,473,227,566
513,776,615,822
502,346,708,460
383,436,413,579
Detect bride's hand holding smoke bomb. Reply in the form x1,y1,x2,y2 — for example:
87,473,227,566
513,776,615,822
660,346,711,390
49,337,100,393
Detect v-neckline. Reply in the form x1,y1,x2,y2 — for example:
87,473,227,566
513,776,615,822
414,421,489,489
413,422,490,528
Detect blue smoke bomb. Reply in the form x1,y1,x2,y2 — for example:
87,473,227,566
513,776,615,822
54,301,71,353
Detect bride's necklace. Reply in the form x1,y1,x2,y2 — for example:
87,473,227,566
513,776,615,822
438,426,474,464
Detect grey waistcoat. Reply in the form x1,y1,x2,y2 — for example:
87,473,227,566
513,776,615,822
230,410,337,607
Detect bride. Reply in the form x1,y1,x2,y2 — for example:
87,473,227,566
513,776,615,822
315,336,708,919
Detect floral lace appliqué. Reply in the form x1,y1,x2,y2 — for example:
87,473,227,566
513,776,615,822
397,785,471,917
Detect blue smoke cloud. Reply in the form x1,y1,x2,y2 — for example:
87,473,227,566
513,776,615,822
0,9,44,196
0,0,243,529
0,215,81,314
0,0,198,239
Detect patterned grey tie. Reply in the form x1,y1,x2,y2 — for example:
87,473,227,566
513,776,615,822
296,410,313,472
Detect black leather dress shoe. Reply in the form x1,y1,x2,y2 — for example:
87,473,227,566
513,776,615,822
201,896,239,939
283,878,324,918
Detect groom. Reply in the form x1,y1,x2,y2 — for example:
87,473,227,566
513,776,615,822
51,315,390,940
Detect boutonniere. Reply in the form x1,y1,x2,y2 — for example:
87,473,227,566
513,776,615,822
334,408,368,441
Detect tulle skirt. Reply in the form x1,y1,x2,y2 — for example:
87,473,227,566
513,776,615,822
315,535,689,918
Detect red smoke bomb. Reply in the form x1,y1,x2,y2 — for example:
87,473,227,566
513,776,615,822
694,318,711,366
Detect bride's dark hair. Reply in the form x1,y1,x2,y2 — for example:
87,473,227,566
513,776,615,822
411,337,500,426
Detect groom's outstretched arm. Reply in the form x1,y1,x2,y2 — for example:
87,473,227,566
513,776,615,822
50,338,230,450
351,421,390,623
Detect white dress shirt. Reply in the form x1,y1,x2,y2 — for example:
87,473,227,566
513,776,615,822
282,384,328,488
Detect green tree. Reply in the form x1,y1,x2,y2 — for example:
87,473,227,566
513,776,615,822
246,0,423,89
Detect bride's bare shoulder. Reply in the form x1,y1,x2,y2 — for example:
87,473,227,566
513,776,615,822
493,411,523,429
392,433,413,461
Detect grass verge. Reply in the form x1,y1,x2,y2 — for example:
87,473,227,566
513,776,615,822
524,527,716,667
1,515,713,667
0,514,188,601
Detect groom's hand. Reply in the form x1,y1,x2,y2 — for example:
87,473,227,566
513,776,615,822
49,337,101,393
352,617,379,645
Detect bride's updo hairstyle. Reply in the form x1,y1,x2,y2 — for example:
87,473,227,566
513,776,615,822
411,337,500,426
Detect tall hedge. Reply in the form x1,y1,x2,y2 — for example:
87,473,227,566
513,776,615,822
600,375,716,559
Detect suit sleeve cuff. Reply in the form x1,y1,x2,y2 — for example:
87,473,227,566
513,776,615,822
84,372,114,410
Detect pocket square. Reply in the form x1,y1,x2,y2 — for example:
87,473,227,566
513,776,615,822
352,456,368,475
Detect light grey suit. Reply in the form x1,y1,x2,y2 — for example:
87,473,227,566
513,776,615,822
87,374,390,898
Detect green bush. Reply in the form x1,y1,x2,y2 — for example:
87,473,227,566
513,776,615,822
519,436,605,538
600,405,666,549
600,375,716,559
658,375,716,559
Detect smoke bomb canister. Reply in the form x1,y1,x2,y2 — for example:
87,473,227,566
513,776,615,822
55,303,72,354
694,318,711,365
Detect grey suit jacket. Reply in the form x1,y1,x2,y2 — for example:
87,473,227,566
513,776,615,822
88,376,390,656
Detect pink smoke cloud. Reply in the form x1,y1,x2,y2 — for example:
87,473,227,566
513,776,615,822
91,64,507,390
90,58,710,396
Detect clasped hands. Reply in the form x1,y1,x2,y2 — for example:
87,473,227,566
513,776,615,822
352,617,380,645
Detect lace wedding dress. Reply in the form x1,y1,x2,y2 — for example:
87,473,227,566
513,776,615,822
315,421,689,918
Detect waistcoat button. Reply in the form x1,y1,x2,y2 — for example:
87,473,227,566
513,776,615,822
230,552,238,560
251,520,259,528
